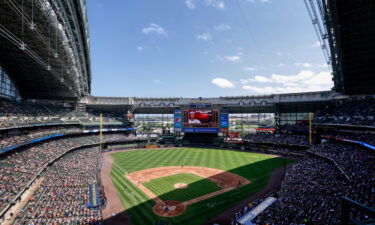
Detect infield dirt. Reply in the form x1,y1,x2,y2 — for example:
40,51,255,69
125,166,250,217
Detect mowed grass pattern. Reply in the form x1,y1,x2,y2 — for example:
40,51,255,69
143,173,221,202
109,148,294,225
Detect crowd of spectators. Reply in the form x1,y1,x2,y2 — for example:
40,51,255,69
311,143,374,207
243,133,309,146
227,140,374,224
280,123,309,134
0,99,62,118
264,147,306,156
0,126,81,150
0,98,70,128
13,147,103,225
330,132,375,146
255,155,345,224
228,196,269,225
314,97,375,127
0,133,131,212
0,98,130,128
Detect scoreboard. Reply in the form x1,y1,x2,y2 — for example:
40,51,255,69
174,105,229,133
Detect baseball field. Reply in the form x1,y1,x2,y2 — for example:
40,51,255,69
106,147,294,225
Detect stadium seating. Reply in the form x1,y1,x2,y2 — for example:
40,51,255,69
0,133,132,213
333,132,375,146
243,133,309,146
0,98,129,129
315,97,375,127
12,147,103,225
0,126,81,150
233,140,374,224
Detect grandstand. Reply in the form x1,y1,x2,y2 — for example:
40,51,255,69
0,0,374,225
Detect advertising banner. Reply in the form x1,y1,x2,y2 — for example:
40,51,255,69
220,112,229,128
183,128,219,133
174,109,182,131
237,197,277,225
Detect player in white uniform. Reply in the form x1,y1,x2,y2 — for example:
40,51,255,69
188,111,201,124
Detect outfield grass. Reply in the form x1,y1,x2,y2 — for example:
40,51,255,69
109,148,294,225
143,173,221,202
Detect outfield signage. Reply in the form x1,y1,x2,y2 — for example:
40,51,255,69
237,197,277,225
183,128,219,133
220,111,229,129
174,109,182,131
0,133,64,155
83,128,134,133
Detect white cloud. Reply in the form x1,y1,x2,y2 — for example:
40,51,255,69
205,0,225,9
212,78,234,88
243,67,256,71
294,62,330,68
142,23,167,35
242,85,277,93
214,24,231,32
137,46,143,51
278,63,286,67
276,52,283,56
294,62,313,68
241,70,333,94
223,55,241,63
254,75,271,83
240,79,249,84
246,0,271,3
196,32,212,41
154,79,161,84
317,63,329,68
185,0,196,9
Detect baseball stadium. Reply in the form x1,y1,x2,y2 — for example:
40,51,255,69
0,1,374,225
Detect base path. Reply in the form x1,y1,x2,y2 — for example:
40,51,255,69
126,166,250,217
101,153,131,225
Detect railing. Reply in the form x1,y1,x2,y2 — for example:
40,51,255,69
341,196,375,225
0,128,134,155
314,122,375,130
307,150,350,180
321,135,375,151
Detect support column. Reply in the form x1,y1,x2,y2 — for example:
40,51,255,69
275,103,281,133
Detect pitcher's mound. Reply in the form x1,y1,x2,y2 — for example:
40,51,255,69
153,200,186,217
174,183,188,189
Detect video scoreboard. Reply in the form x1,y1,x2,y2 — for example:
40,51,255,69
174,102,229,133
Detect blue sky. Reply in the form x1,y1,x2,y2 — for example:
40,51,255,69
87,0,332,97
